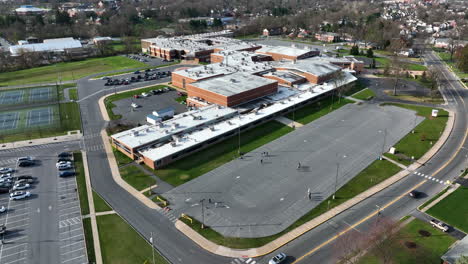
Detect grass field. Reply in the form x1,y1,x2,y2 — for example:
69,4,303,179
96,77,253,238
358,219,456,264
181,159,401,249
383,103,448,166
153,121,293,186
112,147,134,166
352,88,375,100
93,191,112,212
418,187,449,210
405,63,427,71
120,165,156,191
427,187,468,233
73,152,90,215
104,85,167,120
344,79,367,96
69,88,78,101
436,52,468,80
286,96,353,124
82,218,95,264
0,56,147,86
97,214,168,264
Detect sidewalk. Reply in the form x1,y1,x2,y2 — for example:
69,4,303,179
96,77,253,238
81,151,103,264
275,116,303,128
0,132,82,150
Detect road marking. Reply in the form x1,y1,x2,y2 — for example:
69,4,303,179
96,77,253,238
61,247,84,255
62,254,85,263
2,257,26,264
1,249,28,258
60,233,83,241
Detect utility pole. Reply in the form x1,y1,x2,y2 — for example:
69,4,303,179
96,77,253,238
200,199,205,229
333,162,339,200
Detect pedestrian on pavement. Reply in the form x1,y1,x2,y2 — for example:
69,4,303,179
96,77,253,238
260,159,263,164
297,162,301,169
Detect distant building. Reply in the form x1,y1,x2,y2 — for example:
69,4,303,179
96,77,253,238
255,45,320,61
442,235,468,264
15,5,49,15
315,32,341,43
9,37,82,56
263,27,283,37
93,37,112,45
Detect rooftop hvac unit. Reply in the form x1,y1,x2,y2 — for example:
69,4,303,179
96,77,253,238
164,129,169,134
172,123,179,129
146,128,151,133
170,142,177,147
210,126,215,131
132,131,139,137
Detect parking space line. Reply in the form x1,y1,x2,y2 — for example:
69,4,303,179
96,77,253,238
2,257,26,264
6,223,28,230
4,236,27,243
60,233,83,241
62,255,85,263
59,205,80,212
58,201,79,208
60,241,84,248
61,247,84,255
1,249,27,258
60,227,84,236
5,216,29,225
1,244,26,252
58,197,79,203
59,211,81,218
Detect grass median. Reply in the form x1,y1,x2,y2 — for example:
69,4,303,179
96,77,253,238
0,56,147,86
69,88,78,101
104,84,167,120
358,219,456,264
383,103,448,166
153,120,293,186
352,88,375,101
285,96,353,125
120,165,156,191
180,159,401,249
426,187,468,233
93,191,113,212
97,214,169,264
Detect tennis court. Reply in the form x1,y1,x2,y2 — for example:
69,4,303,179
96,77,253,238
27,107,54,127
0,90,25,105
0,112,19,130
29,87,53,102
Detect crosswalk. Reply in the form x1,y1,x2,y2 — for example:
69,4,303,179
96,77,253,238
412,170,450,185
158,207,178,223
230,257,256,264
84,144,105,152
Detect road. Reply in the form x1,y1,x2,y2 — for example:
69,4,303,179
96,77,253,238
273,46,468,263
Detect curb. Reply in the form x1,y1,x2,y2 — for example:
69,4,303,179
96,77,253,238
0,133,83,150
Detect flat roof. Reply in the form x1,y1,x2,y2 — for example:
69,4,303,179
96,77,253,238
9,39,82,56
112,104,237,149
266,71,305,83
190,72,277,97
274,60,342,77
139,71,357,161
256,45,317,57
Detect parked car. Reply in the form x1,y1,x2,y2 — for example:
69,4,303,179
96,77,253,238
131,103,139,108
0,173,12,179
58,152,71,158
133,95,139,99
17,156,33,162
0,206,6,213
269,253,287,264
59,171,75,177
0,178,13,184
133,70,140,74
430,219,449,232
14,175,36,181
0,186,11,192
15,178,36,184
0,168,13,174
57,158,72,163
10,191,31,201
56,161,71,167
12,183,30,191
141,92,150,97
57,164,72,170
18,160,34,167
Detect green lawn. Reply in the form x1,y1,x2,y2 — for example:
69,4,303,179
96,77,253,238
286,96,353,125
352,88,375,101
358,219,456,264
120,165,156,191
427,187,468,233
153,121,293,186
111,41,142,52
0,56,147,86
418,187,450,210
181,159,401,249
112,147,134,166
68,88,78,101
97,214,169,264
82,218,96,264
383,103,448,166
104,85,167,120
344,79,367,96
436,52,468,80
405,63,427,71
93,191,112,212
73,152,90,215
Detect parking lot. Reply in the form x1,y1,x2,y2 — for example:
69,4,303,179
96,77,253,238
112,89,187,124
0,141,86,264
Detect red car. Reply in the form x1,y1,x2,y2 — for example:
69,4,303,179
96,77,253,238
133,95,139,99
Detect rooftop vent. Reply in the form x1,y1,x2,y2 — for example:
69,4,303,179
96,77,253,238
209,126,215,131
132,131,139,137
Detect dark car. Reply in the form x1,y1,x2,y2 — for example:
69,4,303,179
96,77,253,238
14,175,37,183
59,171,76,177
58,152,71,158
409,190,422,198
133,70,140,74
18,160,34,167
0,188,9,194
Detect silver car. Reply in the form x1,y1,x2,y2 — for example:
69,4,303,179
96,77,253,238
269,253,287,264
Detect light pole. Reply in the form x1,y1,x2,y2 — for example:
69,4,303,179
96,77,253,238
333,162,339,200
200,199,205,229
150,232,155,264
237,111,241,155
380,128,387,160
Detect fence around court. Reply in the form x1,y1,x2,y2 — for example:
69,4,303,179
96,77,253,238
0,85,64,139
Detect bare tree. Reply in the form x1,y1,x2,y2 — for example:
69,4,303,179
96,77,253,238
366,217,400,264
334,229,367,264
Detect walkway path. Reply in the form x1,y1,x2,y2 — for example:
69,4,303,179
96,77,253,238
275,116,303,128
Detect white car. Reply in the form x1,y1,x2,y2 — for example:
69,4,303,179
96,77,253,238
9,191,30,201
0,168,13,174
0,206,5,213
0,173,12,179
131,103,139,108
12,183,30,191
141,92,150,97
430,219,449,232
57,163,72,170
17,156,33,162
56,161,72,168
269,253,287,264
0,178,13,184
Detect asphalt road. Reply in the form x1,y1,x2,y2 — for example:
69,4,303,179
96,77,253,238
0,141,84,264
271,45,468,264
